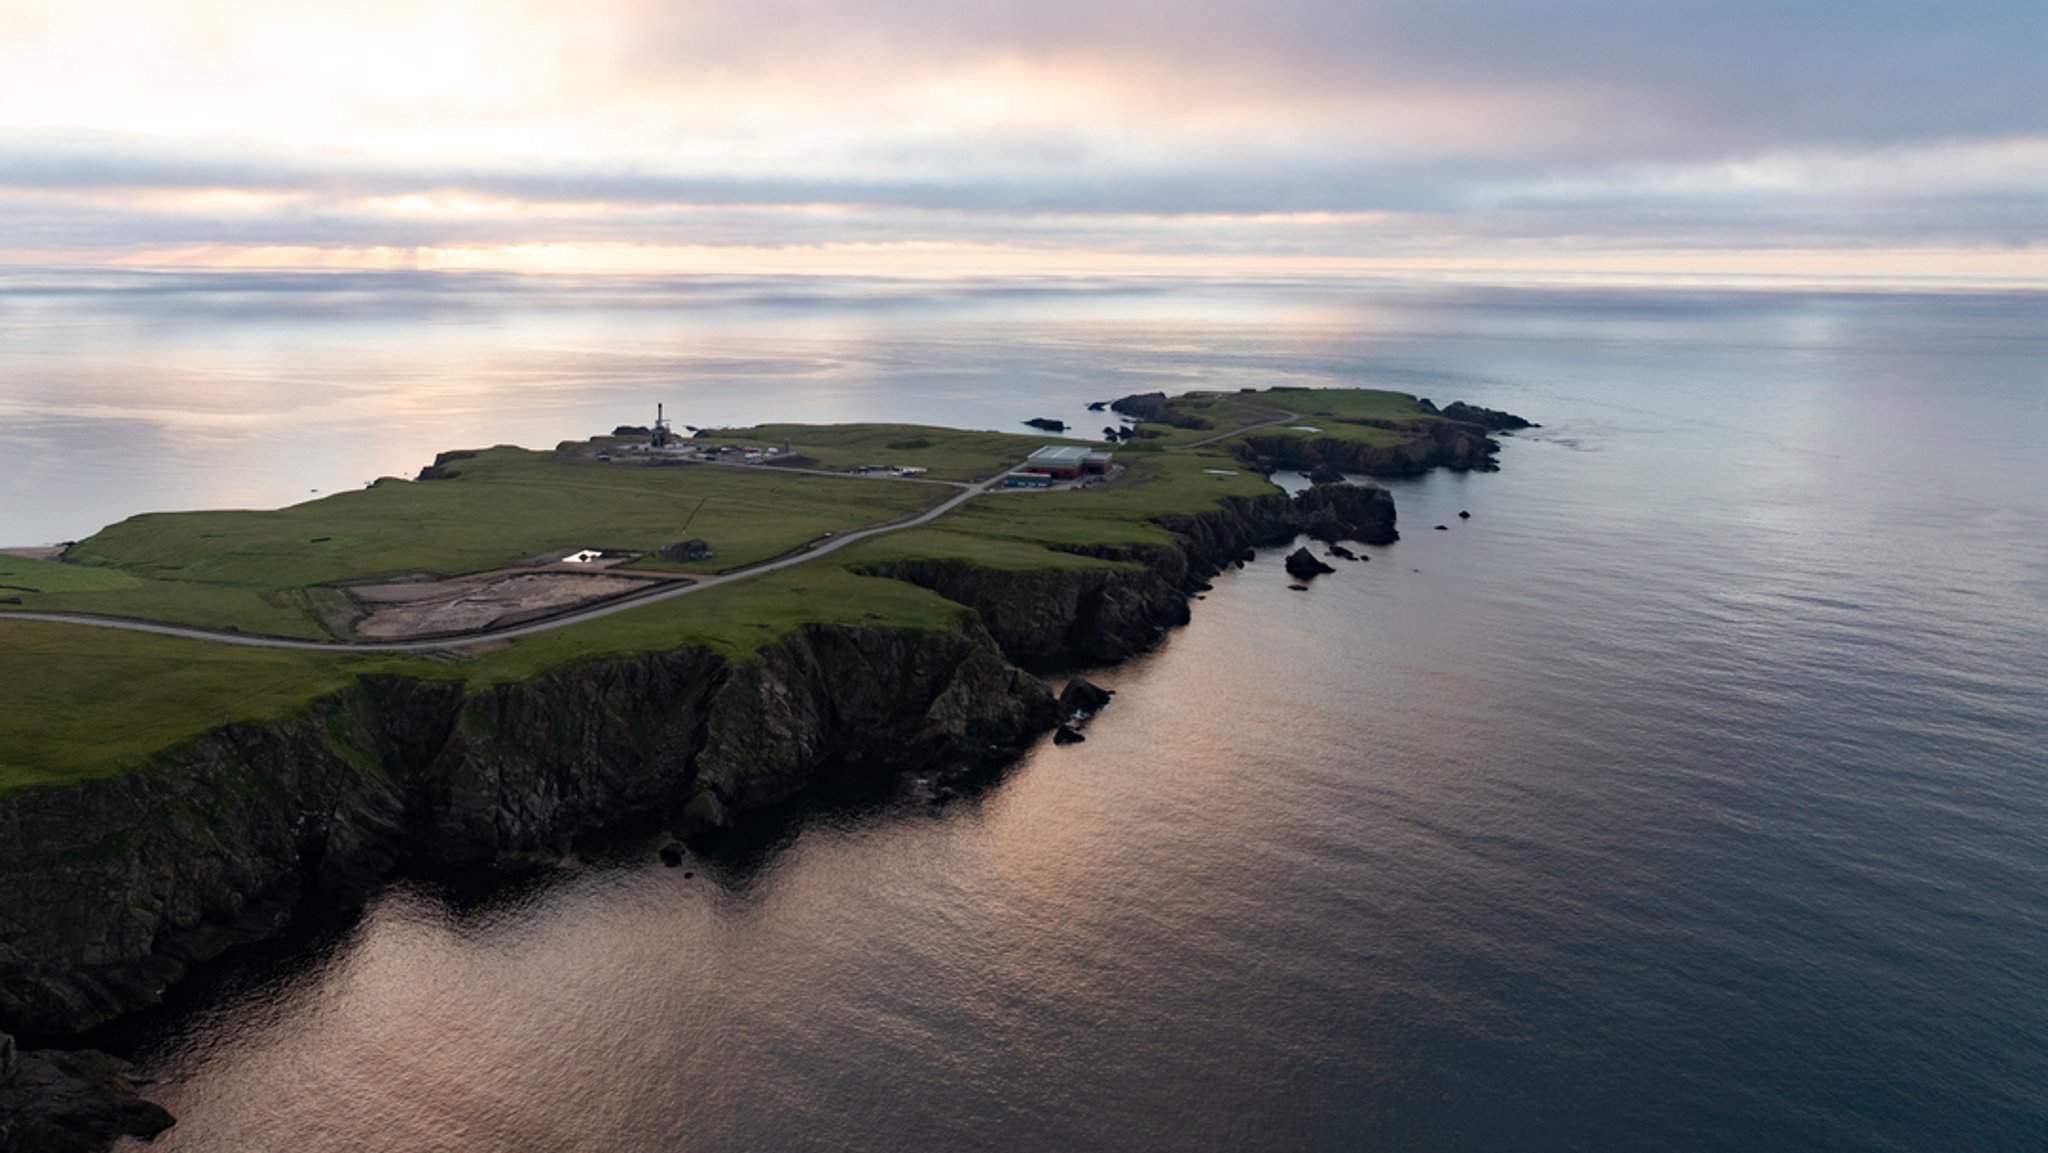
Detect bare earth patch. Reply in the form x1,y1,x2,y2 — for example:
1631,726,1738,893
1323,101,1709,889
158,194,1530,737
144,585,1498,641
348,571,673,638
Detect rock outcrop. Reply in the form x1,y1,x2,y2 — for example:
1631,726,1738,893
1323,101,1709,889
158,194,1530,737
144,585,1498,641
0,1040,174,1153
1285,548,1336,580
1291,484,1398,545
1434,401,1535,431
414,449,477,481
1059,678,1114,717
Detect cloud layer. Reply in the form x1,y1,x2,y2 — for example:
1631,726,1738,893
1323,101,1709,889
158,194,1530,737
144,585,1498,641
0,0,2042,277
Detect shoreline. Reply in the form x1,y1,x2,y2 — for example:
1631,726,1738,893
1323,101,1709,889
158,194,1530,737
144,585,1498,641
0,391,1523,1151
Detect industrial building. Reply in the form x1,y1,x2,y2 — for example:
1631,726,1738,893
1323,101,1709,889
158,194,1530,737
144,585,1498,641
1018,445,1115,480
1004,445,1116,489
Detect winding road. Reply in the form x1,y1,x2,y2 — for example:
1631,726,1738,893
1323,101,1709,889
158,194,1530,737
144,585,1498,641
3,404,1305,653
1,469,1010,654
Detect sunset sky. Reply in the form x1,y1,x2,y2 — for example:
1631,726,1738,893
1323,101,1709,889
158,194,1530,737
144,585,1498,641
2,0,2042,281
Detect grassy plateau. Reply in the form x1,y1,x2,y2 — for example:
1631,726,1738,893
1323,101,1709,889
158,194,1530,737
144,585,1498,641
1,387,1455,792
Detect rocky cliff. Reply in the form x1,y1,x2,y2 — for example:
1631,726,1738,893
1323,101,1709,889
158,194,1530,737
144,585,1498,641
0,480,1401,1148
858,487,1397,668
1,1036,172,1153
0,625,1056,1042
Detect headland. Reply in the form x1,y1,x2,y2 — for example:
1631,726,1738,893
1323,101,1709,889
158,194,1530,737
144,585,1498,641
0,387,1528,1151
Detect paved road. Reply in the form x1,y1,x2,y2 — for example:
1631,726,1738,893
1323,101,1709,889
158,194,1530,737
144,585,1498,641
1,469,1011,654
1177,406,1301,449
5,409,1303,653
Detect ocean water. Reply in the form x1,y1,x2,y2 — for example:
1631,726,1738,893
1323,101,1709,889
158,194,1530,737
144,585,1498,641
10,276,2046,1150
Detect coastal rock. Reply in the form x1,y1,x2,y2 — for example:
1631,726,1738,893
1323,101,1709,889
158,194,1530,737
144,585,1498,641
415,449,477,481
1437,402,1535,431
1109,392,1214,430
0,1045,174,1153
1307,462,1347,486
1053,725,1086,745
1086,401,1108,411
1231,396,1529,477
1023,418,1067,432
1327,543,1357,561
1059,678,1114,717
674,790,729,838
1292,483,1398,545
1285,548,1336,580
1459,510,1470,519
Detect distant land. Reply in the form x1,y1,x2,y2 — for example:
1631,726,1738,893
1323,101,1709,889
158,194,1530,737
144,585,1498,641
0,387,1528,1150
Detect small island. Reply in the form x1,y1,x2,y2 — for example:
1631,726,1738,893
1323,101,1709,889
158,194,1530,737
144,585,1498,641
0,387,1528,1148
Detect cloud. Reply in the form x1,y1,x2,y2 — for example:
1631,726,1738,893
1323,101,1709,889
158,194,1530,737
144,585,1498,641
0,0,2041,272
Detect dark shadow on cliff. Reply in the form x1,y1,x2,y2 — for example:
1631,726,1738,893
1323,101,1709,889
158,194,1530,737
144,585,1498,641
62,745,1035,1077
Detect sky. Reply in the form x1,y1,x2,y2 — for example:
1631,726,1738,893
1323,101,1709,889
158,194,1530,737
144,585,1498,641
1,0,2043,282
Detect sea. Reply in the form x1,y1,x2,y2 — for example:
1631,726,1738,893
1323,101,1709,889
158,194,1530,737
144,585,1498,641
4,271,2046,1151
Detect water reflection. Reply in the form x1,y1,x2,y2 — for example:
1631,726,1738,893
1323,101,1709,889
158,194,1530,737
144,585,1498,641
42,280,2048,1150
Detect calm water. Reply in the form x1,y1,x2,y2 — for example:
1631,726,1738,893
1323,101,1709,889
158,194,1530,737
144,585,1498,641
12,276,2046,1150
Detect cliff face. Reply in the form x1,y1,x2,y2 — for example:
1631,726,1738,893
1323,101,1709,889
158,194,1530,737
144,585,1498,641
860,492,1305,667
1291,484,1399,545
858,487,1399,667
0,625,1055,1042
0,1038,173,1152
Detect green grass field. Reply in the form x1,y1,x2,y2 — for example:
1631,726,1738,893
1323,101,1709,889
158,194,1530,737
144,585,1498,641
0,553,141,594
8,446,947,636
710,422,1063,482
1260,387,1428,423
0,619,436,791
1111,387,1434,450
0,388,1427,793
1100,391,1295,448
